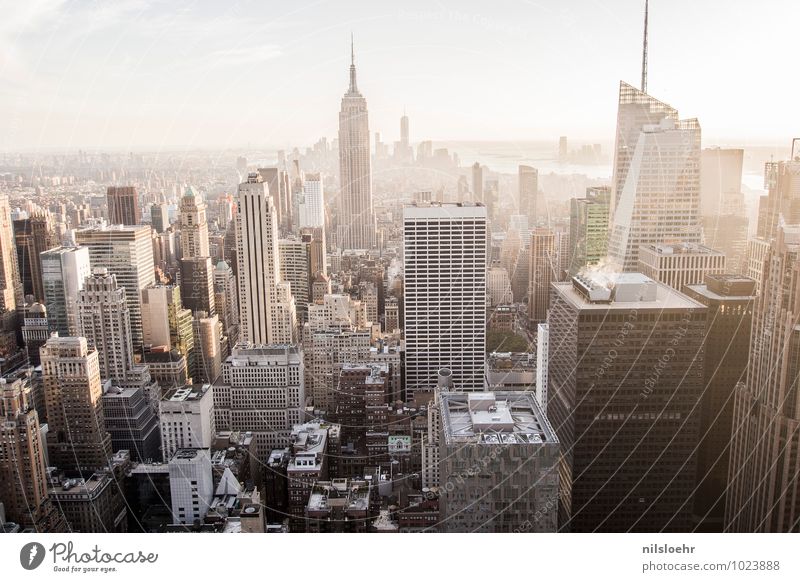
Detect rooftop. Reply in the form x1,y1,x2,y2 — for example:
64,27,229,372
562,273,705,310
440,391,557,446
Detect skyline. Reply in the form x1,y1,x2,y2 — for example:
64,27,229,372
1,0,797,152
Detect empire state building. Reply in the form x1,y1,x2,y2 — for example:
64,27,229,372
337,39,375,250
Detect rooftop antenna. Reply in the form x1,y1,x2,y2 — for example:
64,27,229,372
348,33,358,93
641,0,649,93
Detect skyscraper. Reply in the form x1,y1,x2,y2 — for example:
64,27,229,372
298,173,325,229
179,186,210,258
41,245,91,336
548,273,706,531
235,173,297,345
77,268,134,383
472,162,483,204
683,274,756,531
519,164,539,224
76,224,156,352
107,186,140,225
0,376,64,531
607,82,701,271
569,186,610,276
41,336,113,473
258,167,292,235
403,202,487,395
528,227,556,324
13,214,55,301
337,38,375,250
727,225,800,532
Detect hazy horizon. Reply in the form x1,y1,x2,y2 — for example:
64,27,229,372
1,0,797,151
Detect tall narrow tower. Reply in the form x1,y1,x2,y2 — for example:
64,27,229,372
236,172,296,345
337,36,375,250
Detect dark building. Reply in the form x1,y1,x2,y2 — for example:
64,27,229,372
107,186,140,225
548,273,706,532
683,274,756,531
179,256,215,316
102,384,161,462
13,215,54,301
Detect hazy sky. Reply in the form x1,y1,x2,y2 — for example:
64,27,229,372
0,0,796,151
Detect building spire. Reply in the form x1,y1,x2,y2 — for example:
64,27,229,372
349,33,358,93
641,0,649,93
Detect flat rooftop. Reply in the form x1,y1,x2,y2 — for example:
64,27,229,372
440,391,557,446
639,243,723,256
556,274,706,311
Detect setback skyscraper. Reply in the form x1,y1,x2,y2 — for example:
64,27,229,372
337,39,375,250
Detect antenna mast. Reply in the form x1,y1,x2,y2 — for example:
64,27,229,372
641,0,649,93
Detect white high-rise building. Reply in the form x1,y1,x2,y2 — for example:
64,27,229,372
40,245,91,336
77,268,134,383
75,224,155,352
160,385,215,461
299,173,325,229
169,448,214,526
337,40,375,250
403,202,488,395
607,82,701,271
235,173,297,345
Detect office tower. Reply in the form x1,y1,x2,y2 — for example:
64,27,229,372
548,273,706,531
337,40,375,250
403,203,487,395
192,314,221,384
235,173,297,345
299,173,325,229
77,268,134,382
169,448,214,526
528,227,556,324
569,186,610,276
0,376,64,531
212,345,305,459
102,384,160,462
471,162,483,204
75,224,156,352
179,186,210,258
279,236,311,324
536,323,549,411
608,82,701,271
151,203,169,234
554,227,570,281
727,225,800,532
756,147,800,240
258,167,292,234
141,285,194,367
558,136,568,162
213,260,239,341
519,165,539,224
21,302,48,367
179,256,216,316
13,214,55,301
745,237,771,295
488,264,513,306
0,196,20,364
438,391,559,532
40,245,91,336
638,243,726,291
107,186,140,225
700,148,748,273
683,274,756,531
41,336,113,473
358,280,378,325
302,226,327,278
401,112,409,148
160,385,215,461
